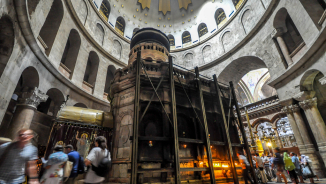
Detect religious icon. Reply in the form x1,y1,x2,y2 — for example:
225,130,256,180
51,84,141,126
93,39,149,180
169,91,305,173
76,131,90,158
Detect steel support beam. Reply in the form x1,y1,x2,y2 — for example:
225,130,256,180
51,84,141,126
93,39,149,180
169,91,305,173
131,52,141,184
213,75,239,184
229,81,258,184
169,56,181,184
195,67,216,184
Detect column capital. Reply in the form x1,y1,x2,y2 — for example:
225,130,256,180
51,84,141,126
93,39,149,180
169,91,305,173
299,97,317,110
17,87,48,108
319,76,326,86
281,106,292,114
290,104,301,112
271,28,284,38
293,91,316,102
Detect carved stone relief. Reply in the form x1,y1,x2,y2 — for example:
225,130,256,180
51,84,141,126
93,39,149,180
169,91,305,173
184,53,194,68
202,45,212,65
112,40,122,59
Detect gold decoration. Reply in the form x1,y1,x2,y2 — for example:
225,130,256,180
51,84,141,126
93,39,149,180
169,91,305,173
191,9,193,12
163,25,166,27
168,18,170,20
188,19,190,22
121,4,124,7
182,14,184,16
157,25,160,27
169,25,172,27
145,21,147,24
145,14,148,16
159,17,162,20
113,4,116,7
138,0,151,9
159,0,171,15
118,9,120,12
133,15,136,18
136,8,139,11
178,0,192,10
139,18,142,21
182,22,185,24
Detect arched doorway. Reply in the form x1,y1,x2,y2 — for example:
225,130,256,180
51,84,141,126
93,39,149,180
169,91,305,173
0,16,14,79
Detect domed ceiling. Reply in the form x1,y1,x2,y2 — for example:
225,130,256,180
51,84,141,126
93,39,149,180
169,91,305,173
94,0,244,49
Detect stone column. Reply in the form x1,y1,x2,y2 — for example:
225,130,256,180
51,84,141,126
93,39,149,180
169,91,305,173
281,106,305,151
6,87,48,140
271,28,293,66
272,127,282,148
291,104,324,177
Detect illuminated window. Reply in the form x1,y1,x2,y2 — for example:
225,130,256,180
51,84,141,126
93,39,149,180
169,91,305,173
215,8,226,27
99,0,110,21
168,34,175,46
182,31,191,44
198,23,208,37
115,17,125,36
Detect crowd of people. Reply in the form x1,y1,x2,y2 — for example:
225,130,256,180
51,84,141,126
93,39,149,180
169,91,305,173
238,147,319,184
0,129,111,184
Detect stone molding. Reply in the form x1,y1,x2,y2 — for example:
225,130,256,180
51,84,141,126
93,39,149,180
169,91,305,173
290,104,300,112
271,28,284,38
299,97,318,110
281,105,292,114
319,76,326,85
293,91,316,102
17,87,48,108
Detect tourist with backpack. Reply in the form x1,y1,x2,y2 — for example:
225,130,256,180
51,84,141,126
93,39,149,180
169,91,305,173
84,136,111,184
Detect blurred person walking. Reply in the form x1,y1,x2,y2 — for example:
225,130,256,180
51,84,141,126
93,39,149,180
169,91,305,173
0,129,39,184
262,153,272,181
64,145,82,184
272,147,288,184
40,145,68,184
284,152,298,184
290,152,304,183
237,151,253,184
256,153,268,184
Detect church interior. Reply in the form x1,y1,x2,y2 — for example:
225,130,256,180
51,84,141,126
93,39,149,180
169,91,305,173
1,0,326,183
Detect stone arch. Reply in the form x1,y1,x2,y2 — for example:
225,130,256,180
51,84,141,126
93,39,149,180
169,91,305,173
215,8,226,28
77,0,88,25
39,0,64,56
217,56,268,85
18,66,40,91
95,23,105,45
197,23,208,38
240,6,256,34
99,0,111,21
168,34,175,46
37,88,65,116
60,29,81,78
0,15,14,79
74,103,88,108
252,118,273,131
182,31,191,44
27,0,41,17
83,51,100,88
112,39,122,59
299,0,325,28
273,8,304,54
300,69,323,91
115,16,125,36
270,113,287,127
104,65,116,94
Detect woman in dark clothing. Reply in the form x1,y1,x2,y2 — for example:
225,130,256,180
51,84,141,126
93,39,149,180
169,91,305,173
272,147,288,184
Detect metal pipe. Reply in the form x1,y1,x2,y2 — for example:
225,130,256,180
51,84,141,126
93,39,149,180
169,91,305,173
131,51,141,184
169,56,181,184
229,81,258,184
195,67,216,184
213,75,239,184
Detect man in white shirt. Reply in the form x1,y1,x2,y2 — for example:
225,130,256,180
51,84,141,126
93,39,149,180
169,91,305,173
256,153,268,184
262,153,272,180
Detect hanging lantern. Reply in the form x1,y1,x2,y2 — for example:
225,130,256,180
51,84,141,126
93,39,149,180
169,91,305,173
149,141,153,147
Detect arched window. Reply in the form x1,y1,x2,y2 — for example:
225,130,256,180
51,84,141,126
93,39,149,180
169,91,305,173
283,14,304,54
182,31,191,44
83,51,100,91
0,16,14,79
168,34,175,46
232,0,243,9
95,23,105,45
215,8,226,27
115,16,125,36
104,65,116,94
60,29,81,78
39,0,64,56
133,28,140,36
99,0,110,21
198,23,208,38
37,88,65,117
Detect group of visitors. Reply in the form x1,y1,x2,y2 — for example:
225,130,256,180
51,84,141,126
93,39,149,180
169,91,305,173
238,147,318,184
0,129,111,184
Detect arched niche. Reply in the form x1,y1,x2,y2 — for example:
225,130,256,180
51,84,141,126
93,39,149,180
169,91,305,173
115,16,125,36
215,8,226,28
112,40,122,59
99,0,110,21
0,16,14,79
60,29,81,78
39,0,64,56
77,0,88,25
95,23,105,45
18,67,40,91
83,51,100,89
182,31,191,44
132,28,140,37
273,8,304,55
74,103,88,108
197,23,208,38
168,34,175,46
37,88,65,117
104,65,116,94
